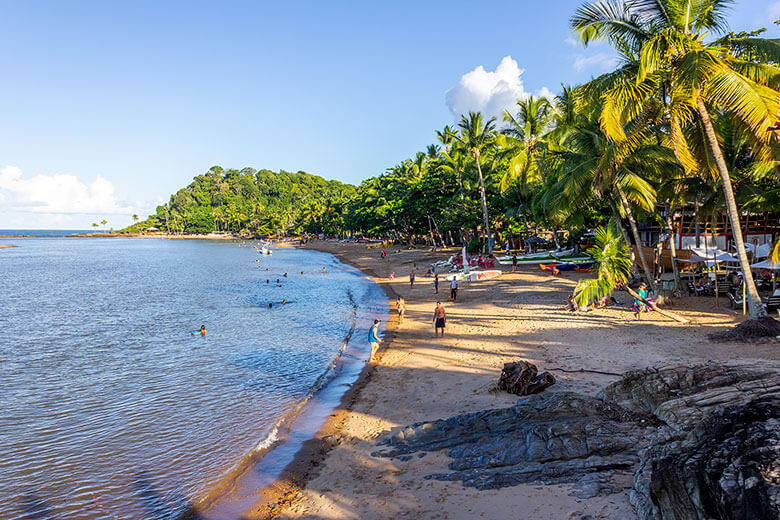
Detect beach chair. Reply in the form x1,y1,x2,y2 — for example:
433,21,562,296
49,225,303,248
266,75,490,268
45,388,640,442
726,291,743,310
765,295,780,315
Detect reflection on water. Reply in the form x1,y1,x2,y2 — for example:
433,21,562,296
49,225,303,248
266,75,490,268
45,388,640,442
0,238,385,520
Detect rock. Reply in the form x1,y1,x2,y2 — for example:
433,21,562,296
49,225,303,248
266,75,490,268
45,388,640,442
496,360,556,395
374,364,780,519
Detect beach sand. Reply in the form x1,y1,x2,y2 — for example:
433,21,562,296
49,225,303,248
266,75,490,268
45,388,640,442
247,241,780,520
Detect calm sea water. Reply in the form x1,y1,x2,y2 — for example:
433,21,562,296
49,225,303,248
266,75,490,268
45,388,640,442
0,229,93,237
0,237,386,520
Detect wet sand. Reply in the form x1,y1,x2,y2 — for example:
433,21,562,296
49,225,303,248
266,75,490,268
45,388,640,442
243,240,779,520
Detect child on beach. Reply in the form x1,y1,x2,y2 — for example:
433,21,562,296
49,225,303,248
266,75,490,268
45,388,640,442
634,283,649,319
396,297,406,321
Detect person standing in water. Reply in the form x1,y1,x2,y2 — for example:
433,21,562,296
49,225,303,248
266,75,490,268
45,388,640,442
368,319,383,362
433,302,446,337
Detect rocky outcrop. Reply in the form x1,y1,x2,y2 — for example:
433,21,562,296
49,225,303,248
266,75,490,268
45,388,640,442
374,364,780,519
495,360,556,395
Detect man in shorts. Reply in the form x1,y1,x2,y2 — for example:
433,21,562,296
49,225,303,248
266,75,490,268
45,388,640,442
450,278,458,301
433,301,446,337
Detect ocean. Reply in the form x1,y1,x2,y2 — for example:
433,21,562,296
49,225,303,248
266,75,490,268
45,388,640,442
0,236,387,519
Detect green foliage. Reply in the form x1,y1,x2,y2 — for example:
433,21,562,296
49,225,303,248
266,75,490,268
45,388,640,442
574,223,632,307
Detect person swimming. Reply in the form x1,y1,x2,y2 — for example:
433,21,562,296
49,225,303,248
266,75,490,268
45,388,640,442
190,325,206,336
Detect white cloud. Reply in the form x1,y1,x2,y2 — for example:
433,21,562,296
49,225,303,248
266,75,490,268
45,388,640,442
564,36,579,47
572,52,619,72
445,56,554,121
0,165,133,215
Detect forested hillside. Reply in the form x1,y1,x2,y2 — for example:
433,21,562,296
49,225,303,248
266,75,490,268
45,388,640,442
128,166,356,235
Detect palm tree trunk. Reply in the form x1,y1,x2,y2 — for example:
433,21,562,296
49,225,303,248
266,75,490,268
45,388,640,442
615,185,658,294
695,96,766,318
473,151,493,253
665,204,682,294
551,226,561,249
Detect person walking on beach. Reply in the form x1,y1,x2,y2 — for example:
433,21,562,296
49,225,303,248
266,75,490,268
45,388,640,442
433,302,446,337
512,254,518,272
450,278,458,301
396,297,406,322
434,273,439,294
409,269,415,289
368,319,383,361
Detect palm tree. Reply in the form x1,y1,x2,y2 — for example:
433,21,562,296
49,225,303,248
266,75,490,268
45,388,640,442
553,114,670,293
436,125,458,154
498,95,553,192
575,223,688,323
100,219,107,232
571,0,780,317
457,112,497,252
132,214,139,223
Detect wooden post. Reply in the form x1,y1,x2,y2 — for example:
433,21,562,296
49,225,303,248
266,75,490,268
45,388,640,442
743,279,746,315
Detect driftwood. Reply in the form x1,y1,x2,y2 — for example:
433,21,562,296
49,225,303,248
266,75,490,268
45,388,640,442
495,361,556,395
374,364,780,519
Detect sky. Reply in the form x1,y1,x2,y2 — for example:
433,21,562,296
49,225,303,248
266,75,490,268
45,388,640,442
1,0,778,229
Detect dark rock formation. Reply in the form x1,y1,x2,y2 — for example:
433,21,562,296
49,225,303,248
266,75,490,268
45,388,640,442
374,364,780,519
495,360,556,395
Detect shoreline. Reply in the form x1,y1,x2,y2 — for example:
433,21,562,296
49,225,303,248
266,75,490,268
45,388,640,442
242,241,778,520
195,243,399,519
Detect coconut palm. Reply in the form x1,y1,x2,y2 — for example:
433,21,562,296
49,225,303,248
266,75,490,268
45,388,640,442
457,112,497,252
498,95,553,193
436,125,458,154
571,0,780,317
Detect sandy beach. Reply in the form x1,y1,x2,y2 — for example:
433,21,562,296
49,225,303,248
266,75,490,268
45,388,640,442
238,240,780,520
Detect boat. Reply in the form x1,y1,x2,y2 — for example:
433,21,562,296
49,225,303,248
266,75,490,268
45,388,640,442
499,253,593,265
539,261,597,272
495,247,575,262
443,269,502,282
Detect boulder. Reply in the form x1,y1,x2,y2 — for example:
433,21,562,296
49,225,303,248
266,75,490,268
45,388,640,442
496,360,556,395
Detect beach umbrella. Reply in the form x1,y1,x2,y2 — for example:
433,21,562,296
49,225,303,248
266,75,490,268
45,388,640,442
750,258,780,270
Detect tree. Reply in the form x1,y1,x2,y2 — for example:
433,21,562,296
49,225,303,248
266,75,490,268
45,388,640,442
457,112,497,252
132,214,139,222
571,0,780,317
100,219,107,231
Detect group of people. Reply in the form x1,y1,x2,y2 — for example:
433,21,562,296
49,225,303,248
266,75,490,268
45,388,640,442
370,262,460,362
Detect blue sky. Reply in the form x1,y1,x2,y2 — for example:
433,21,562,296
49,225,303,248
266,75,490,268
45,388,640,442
1,0,778,228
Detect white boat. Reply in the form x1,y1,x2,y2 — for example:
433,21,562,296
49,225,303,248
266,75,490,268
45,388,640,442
495,247,575,262
444,269,501,282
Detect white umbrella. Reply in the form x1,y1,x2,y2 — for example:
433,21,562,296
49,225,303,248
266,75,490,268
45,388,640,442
682,247,739,266
750,258,780,270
